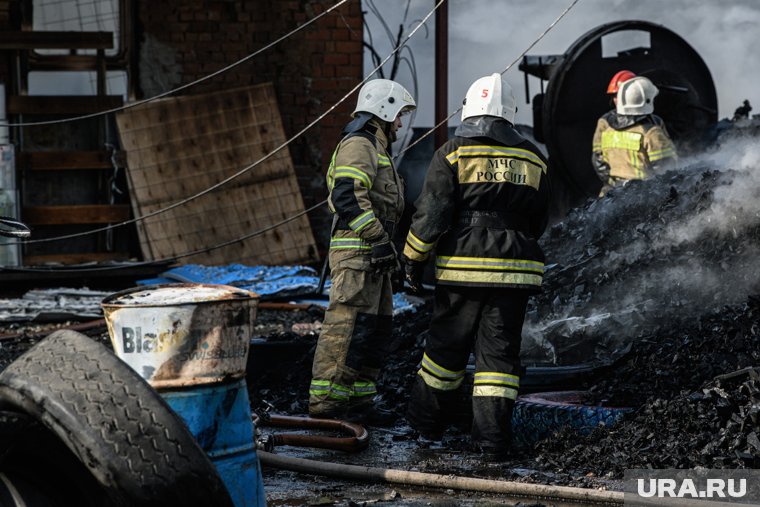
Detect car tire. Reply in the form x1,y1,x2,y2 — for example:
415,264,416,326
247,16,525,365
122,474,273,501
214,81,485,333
0,330,234,507
512,390,632,448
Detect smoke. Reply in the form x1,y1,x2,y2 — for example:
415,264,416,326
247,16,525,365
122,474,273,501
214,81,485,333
365,0,760,126
658,138,760,246
522,135,760,365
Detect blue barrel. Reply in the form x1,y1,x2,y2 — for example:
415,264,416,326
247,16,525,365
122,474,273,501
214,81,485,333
162,379,266,507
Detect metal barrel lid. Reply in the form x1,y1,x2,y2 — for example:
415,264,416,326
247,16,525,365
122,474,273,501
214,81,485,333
101,283,259,308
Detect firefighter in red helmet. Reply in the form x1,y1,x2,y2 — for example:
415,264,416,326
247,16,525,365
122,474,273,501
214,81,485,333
592,71,678,196
607,69,637,96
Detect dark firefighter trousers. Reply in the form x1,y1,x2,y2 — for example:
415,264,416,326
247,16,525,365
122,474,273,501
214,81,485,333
407,285,529,452
309,262,393,416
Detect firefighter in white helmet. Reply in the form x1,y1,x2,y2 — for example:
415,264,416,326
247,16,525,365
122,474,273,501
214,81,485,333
592,75,678,196
309,79,416,425
402,73,550,460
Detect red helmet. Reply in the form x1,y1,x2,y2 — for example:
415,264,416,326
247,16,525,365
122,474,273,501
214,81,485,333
607,70,637,95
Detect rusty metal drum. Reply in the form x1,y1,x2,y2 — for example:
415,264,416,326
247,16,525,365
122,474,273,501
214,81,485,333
101,283,259,389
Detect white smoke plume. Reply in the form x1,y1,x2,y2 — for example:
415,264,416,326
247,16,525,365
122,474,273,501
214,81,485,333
659,138,760,246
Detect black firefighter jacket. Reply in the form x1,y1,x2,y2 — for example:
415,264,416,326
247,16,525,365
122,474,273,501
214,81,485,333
403,116,549,291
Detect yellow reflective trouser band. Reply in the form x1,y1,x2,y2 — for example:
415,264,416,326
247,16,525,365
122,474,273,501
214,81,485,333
445,145,546,173
421,352,464,380
329,238,371,250
351,381,377,398
332,165,371,188
474,371,520,388
473,372,519,399
418,353,465,391
310,380,351,400
473,385,519,400
348,210,377,232
418,369,464,391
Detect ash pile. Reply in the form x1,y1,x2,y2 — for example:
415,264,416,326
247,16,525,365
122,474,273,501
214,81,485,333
527,134,760,474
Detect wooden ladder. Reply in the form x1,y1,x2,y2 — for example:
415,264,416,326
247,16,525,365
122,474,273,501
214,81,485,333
1,30,132,265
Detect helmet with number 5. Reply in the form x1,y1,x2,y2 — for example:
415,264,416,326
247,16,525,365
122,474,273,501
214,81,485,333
461,73,516,123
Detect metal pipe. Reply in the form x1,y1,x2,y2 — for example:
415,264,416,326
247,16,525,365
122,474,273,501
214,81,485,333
434,0,448,149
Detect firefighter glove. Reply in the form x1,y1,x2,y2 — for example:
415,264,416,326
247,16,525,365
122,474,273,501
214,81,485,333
370,238,399,274
403,255,425,294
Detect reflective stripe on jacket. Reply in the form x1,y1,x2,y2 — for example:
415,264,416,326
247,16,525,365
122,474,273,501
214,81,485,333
403,122,549,290
592,111,677,181
326,118,405,261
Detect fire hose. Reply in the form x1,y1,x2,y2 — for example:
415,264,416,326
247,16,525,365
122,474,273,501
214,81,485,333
252,414,623,504
252,416,739,506
253,414,369,453
258,451,625,505
257,453,745,507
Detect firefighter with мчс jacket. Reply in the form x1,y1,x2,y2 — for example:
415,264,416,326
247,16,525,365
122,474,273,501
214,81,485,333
402,73,550,461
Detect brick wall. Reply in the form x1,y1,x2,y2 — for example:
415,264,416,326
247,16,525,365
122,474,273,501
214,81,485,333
137,1,364,252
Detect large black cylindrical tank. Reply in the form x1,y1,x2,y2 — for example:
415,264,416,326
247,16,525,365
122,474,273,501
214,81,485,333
521,20,718,203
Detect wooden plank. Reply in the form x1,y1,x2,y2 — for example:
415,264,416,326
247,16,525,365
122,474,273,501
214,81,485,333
17,150,117,170
23,205,130,225
116,83,318,266
7,95,123,115
0,31,113,50
22,252,130,265
28,55,104,71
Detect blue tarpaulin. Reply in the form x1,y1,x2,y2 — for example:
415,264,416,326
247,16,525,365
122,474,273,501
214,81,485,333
138,264,422,315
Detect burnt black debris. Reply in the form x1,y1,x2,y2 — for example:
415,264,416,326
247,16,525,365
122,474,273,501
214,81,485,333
524,143,760,367
535,360,760,475
525,135,760,477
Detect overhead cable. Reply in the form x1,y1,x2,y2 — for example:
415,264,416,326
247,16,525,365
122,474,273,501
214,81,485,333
7,0,445,248
2,200,327,273
396,0,582,159
0,0,351,128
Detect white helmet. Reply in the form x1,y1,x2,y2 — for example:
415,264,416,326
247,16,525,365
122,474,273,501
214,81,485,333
353,79,416,122
461,73,516,123
616,76,659,115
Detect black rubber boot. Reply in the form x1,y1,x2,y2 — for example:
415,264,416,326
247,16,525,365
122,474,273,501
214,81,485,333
345,402,398,427
406,376,448,439
309,404,349,420
471,397,514,460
